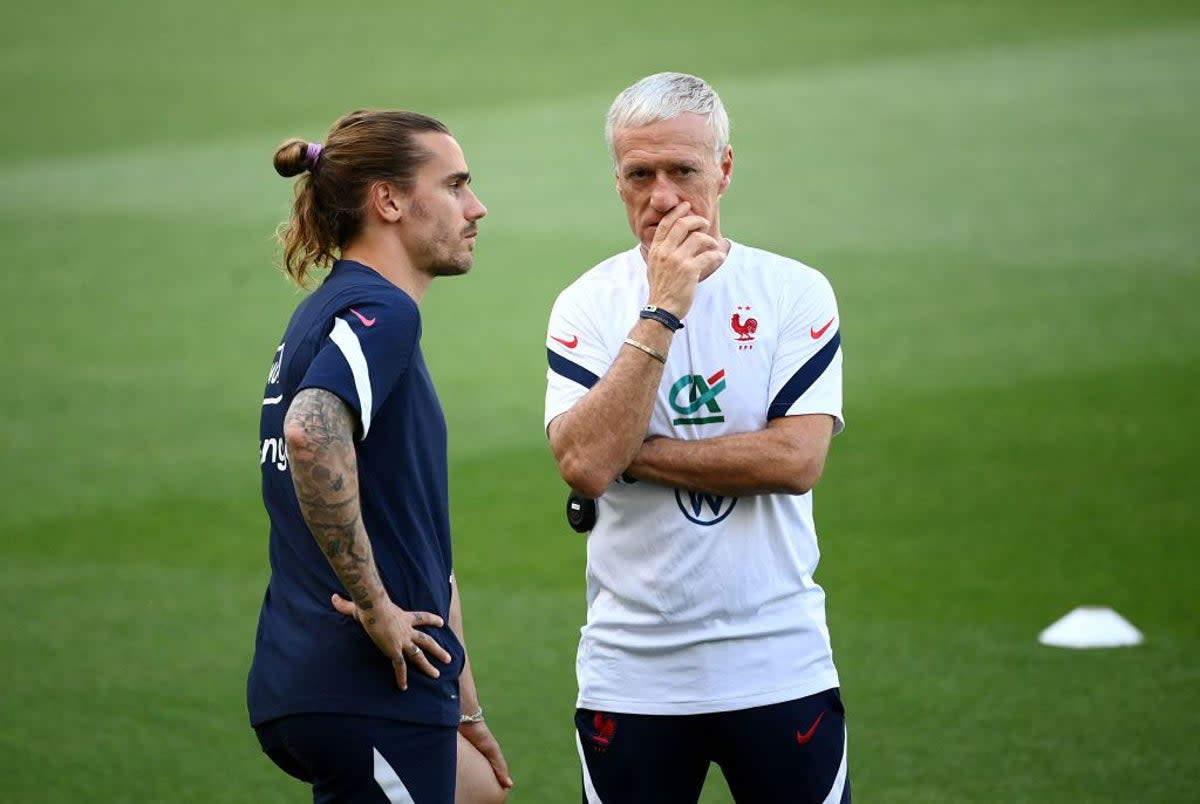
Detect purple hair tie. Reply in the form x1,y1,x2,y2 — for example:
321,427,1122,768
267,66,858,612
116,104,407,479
305,142,324,169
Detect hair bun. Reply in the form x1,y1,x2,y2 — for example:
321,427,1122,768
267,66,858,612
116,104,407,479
273,138,310,178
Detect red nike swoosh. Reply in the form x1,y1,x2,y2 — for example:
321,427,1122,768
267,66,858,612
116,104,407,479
796,711,825,745
350,308,376,327
551,334,579,349
810,317,835,339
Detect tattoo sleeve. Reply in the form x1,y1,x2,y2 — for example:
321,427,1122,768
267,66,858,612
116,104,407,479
284,388,382,614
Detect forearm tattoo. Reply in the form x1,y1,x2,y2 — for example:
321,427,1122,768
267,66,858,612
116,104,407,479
285,388,378,616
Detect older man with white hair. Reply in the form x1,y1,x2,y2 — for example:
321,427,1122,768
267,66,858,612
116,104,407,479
544,72,851,803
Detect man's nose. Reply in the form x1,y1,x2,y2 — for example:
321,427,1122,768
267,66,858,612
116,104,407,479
467,188,487,220
649,174,680,212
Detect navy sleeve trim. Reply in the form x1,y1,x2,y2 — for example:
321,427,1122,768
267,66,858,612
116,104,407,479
548,349,600,389
767,331,841,420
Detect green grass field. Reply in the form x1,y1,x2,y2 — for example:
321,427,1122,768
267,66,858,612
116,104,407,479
2,1,1198,801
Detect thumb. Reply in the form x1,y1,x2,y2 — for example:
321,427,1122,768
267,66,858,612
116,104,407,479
487,745,513,788
331,593,358,618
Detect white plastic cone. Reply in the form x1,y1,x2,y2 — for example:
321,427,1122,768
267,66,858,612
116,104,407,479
1038,606,1143,649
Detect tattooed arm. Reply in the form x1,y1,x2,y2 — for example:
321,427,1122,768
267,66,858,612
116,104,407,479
284,387,450,690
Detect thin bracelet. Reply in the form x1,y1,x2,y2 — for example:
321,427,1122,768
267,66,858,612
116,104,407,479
623,337,667,364
460,707,485,724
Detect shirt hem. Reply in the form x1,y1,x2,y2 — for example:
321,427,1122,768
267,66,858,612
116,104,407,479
249,700,460,730
576,671,841,716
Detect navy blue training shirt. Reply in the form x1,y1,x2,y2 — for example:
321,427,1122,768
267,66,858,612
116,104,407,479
248,260,464,728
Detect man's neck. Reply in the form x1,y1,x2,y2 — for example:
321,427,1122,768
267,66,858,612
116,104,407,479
342,243,431,303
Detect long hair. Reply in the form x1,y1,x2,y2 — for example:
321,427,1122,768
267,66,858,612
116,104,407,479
272,110,450,287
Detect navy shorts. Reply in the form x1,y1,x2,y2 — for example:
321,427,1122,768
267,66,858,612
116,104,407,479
255,713,457,803
575,688,850,804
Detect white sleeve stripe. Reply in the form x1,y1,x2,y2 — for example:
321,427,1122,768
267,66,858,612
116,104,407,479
329,317,373,439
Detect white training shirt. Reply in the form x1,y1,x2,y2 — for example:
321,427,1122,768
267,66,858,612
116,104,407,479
544,240,845,715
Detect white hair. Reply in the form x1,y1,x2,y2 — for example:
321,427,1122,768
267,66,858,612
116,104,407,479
605,72,730,165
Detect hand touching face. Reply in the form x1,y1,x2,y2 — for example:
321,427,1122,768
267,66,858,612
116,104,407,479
612,112,732,253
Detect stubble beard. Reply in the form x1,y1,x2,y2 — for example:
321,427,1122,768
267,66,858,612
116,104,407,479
430,237,473,277
410,199,474,277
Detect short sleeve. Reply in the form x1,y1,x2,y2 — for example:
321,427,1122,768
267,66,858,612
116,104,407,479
299,298,420,440
544,282,612,432
767,272,845,435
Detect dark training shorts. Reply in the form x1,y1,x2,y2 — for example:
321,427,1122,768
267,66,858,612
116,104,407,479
575,687,850,804
255,713,456,803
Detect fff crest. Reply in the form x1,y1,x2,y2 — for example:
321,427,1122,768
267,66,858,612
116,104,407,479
730,305,757,350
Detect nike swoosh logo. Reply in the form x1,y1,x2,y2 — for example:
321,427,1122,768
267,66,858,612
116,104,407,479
551,334,579,349
262,395,283,406
796,711,825,745
349,308,376,327
810,317,835,339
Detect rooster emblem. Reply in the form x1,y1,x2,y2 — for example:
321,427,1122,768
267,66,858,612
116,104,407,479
592,712,617,748
731,307,758,345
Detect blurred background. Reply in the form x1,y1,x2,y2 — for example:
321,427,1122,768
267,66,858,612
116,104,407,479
1,0,1197,800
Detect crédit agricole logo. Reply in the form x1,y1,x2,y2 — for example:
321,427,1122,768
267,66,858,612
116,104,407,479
669,369,727,425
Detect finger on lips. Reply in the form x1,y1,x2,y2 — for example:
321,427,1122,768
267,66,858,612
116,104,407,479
667,214,706,239
652,203,692,242
664,201,691,224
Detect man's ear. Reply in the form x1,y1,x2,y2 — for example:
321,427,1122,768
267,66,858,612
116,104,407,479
718,145,734,195
368,181,405,223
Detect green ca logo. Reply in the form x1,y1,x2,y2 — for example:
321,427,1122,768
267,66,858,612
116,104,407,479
670,369,727,425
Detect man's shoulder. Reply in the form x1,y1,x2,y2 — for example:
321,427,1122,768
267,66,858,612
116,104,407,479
726,243,836,309
734,242,829,286
299,265,419,330
555,245,642,303
323,262,417,309
584,245,642,281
